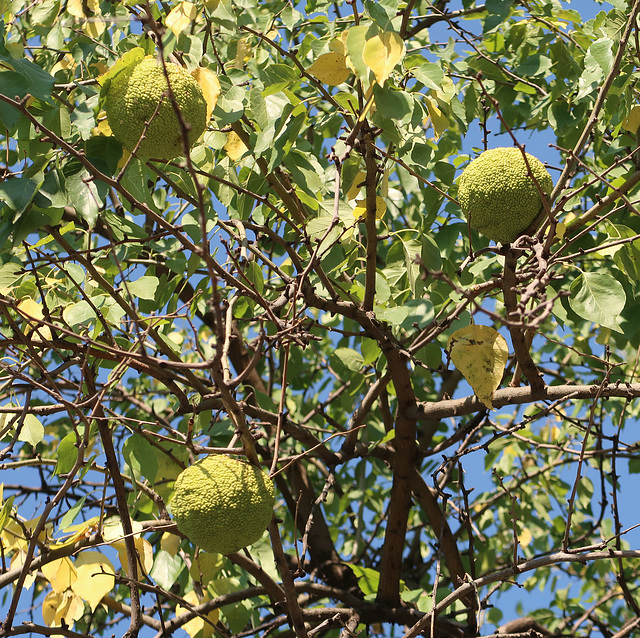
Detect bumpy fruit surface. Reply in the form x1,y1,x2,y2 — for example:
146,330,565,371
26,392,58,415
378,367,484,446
457,147,553,244
104,56,207,160
170,455,275,555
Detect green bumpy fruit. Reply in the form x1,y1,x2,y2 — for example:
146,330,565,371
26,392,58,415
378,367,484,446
457,147,553,244
170,455,275,555
104,56,207,160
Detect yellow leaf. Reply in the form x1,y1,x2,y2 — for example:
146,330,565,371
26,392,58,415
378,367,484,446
42,590,84,628
17,298,43,321
204,0,220,9
10,551,36,589
41,557,77,594
518,525,533,547
176,590,219,638
17,299,52,341
113,537,154,576
424,96,449,139
84,17,106,38
448,325,508,409
232,38,253,69
67,0,100,18
224,131,248,161
362,31,405,86
161,532,181,556
329,39,346,55
623,105,640,133
353,196,386,220
345,170,366,201
308,52,351,86
51,517,100,549
192,67,220,121
166,2,198,38
71,552,115,611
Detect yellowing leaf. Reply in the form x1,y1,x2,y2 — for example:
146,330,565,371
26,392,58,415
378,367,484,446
71,552,115,611
448,325,508,409
518,525,533,547
623,105,640,133
308,52,351,86
41,557,77,594
161,532,181,556
362,32,405,86
232,38,253,69
329,39,346,55
224,131,248,161
51,517,100,549
113,536,154,576
10,551,36,589
42,590,84,628
67,0,100,18
425,96,449,139
346,170,366,201
192,67,220,121
166,2,198,38
97,47,144,88
353,196,386,220
17,298,43,321
176,590,219,638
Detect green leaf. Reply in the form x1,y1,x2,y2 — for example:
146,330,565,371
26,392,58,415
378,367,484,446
150,549,184,590
568,272,626,333
59,495,88,530
331,347,365,373
372,84,412,121
350,565,380,598
17,414,44,447
55,431,81,476
123,434,159,483
261,64,299,96
128,275,159,301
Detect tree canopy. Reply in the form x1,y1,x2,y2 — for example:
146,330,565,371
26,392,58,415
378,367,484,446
1,0,640,637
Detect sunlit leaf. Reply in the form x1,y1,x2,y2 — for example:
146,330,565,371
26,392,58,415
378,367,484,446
224,131,249,161
176,590,219,638
42,557,77,593
425,96,449,139
569,272,626,333
362,31,405,86
192,67,220,120
42,590,84,628
166,2,198,37
353,196,386,220
71,552,116,611
308,52,351,86
448,325,509,409
623,105,640,133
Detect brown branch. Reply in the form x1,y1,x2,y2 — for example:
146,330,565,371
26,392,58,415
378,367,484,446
502,247,544,390
411,383,640,421
375,348,418,606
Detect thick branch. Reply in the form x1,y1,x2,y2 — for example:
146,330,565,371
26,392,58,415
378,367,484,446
411,383,640,421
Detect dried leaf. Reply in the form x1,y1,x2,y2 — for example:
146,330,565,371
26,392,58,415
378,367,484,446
448,325,508,409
